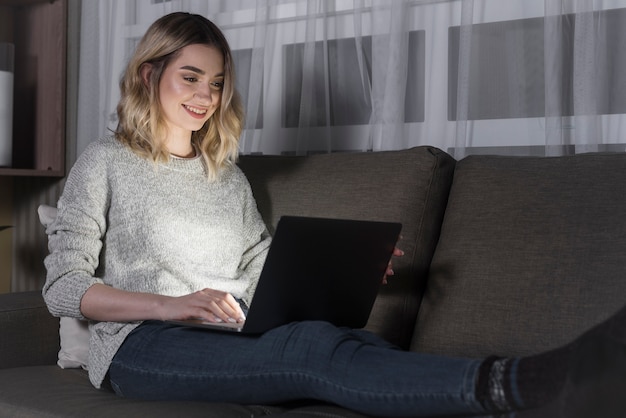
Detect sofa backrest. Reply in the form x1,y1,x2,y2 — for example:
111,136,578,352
412,152,626,357
238,147,456,349
0,291,60,368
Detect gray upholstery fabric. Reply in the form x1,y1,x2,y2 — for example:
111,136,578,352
412,152,626,358
0,291,59,368
0,366,284,418
239,146,456,349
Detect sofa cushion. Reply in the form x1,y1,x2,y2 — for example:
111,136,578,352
238,147,456,349
0,365,370,418
0,291,59,369
412,152,626,357
0,366,285,417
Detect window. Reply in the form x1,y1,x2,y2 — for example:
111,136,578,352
283,30,425,128
232,49,263,129
448,8,626,121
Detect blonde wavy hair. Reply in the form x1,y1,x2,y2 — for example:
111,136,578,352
115,12,244,181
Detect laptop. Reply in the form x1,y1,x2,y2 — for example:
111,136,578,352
166,215,402,334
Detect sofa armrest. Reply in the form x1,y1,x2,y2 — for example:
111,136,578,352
0,291,60,369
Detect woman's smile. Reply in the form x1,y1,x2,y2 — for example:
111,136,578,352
183,104,208,118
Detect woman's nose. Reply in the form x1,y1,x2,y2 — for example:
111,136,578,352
195,84,217,104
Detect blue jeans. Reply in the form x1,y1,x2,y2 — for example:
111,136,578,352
108,320,486,417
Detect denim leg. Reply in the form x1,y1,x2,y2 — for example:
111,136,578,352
109,320,486,417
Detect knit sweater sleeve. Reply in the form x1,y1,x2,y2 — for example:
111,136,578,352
235,167,272,306
42,139,110,319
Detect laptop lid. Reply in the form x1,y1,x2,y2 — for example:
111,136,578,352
167,216,402,334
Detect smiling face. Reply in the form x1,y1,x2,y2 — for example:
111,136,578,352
156,44,225,149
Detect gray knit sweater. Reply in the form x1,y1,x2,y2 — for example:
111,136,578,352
42,136,271,388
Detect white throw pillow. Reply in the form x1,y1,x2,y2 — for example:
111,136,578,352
57,317,90,369
38,204,90,370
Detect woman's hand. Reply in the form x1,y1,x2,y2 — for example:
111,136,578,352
161,288,246,324
382,246,405,284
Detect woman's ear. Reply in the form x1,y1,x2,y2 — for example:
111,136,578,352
140,63,153,89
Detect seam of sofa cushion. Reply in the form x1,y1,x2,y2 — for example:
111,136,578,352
0,304,49,313
401,147,454,346
401,148,436,343
409,147,438,275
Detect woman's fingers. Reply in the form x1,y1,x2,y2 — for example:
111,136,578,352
200,289,246,323
165,289,245,323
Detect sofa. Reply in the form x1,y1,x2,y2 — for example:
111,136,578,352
1,146,625,417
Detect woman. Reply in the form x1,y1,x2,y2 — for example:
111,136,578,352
43,12,626,417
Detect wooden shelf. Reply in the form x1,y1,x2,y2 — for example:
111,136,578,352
0,0,66,177
0,0,56,7
0,168,64,177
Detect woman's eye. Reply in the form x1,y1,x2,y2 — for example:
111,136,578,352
183,76,197,82
211,81,224,90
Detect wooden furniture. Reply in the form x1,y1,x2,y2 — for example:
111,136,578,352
0,0,67,177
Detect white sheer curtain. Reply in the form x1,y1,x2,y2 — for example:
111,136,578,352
454,0,626,158
76,0,626,160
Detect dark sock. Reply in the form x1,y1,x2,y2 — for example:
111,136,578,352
476,303,626,412
475,356,509,411
476,345,574,412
